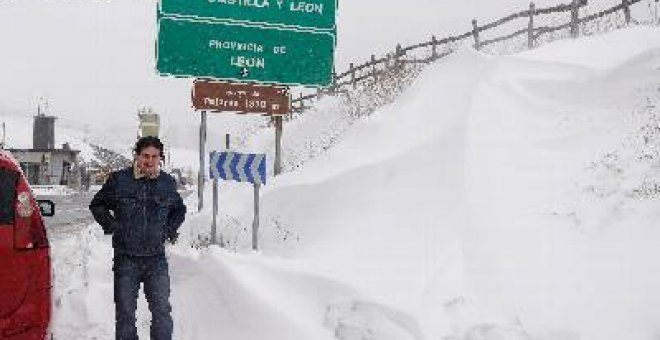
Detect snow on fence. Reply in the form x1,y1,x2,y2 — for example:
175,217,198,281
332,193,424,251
291,0,652,113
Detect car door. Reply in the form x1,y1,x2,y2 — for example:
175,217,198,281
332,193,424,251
0,167,32,318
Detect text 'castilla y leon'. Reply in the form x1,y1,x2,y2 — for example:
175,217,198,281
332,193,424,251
207,0,325,15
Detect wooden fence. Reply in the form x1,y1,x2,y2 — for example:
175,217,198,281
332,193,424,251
291,0,649,113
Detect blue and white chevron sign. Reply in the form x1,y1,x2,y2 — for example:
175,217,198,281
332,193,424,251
209,151,267,185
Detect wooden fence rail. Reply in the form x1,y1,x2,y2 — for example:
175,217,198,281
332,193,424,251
291,0,646,113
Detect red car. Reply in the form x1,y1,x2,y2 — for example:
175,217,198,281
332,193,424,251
0,150,55,339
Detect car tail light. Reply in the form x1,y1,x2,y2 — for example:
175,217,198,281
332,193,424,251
14,182,49,250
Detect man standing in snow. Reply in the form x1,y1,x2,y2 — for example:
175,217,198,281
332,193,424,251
89,136,187,340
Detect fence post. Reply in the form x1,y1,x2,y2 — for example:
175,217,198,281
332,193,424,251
395,44,402,70
528,2,536,49
471,19,481,50
349,62,356,89
622,0,631,24
371,54,378,82
299,92,304,111
330,71,338,94
431,35,438,60
570,0,580,38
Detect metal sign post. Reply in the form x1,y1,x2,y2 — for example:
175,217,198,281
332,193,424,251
1,122,5,149
198,111,207,212
211,176,218,244
274,115,283,175
210,136,231,246
252,182,260,251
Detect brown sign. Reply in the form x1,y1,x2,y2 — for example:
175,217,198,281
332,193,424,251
192,80,291,115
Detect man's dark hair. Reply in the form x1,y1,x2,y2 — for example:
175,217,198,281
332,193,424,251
134,136,165,161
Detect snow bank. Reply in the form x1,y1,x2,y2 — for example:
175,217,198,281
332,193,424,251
50,26,660,340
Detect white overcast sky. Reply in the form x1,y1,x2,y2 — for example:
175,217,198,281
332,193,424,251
0,0,605,140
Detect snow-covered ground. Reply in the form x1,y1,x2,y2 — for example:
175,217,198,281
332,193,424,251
46,25,660,340
30,185,77,196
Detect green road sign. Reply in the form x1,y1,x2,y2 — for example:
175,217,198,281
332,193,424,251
160,0,337,31
156,17,335,86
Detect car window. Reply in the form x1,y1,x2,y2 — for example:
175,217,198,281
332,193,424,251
0,168,18,225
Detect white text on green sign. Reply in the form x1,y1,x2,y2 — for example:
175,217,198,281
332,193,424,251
156,18,334,86
160,0,337,31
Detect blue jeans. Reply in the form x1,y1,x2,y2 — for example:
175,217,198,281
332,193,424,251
113,253,173,340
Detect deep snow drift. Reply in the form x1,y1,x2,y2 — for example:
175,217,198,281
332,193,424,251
50,26,660,339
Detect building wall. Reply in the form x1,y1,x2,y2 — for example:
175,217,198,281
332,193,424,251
33,116,56,150
10,150,79,187
138,113,160,137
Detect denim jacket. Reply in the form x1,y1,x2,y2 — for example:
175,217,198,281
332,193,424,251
89,167,187,256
